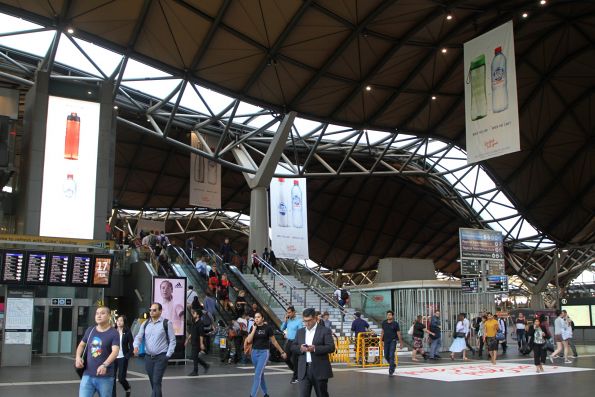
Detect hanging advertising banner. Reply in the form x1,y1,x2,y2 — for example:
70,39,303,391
189,132,221,209
270,177,309,260
39,96,100,239
152,277,186,336
464,21,520,164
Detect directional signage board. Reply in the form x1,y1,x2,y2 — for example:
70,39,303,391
461,277,481,294
487,260,506,276
486,275,509,292
461,259,481,276
459,228,504,260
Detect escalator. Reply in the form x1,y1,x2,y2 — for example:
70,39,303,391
165,245,235,326
202,248,287,329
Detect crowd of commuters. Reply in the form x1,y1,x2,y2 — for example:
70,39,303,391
86,234,584,396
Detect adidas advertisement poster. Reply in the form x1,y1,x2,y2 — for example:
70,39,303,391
153,277,187,336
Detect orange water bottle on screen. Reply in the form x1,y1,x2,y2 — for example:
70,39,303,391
64,112,80,160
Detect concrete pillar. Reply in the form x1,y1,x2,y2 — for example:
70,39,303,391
529,293,544,309
249,186,269,256
232,112,296,257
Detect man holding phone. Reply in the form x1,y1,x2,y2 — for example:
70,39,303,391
291,308,335,397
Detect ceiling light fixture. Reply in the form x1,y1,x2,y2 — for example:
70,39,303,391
446,12,453,21
365,85,372,91
67,27,74,34
522,12,528,18
540,0,546,5
431,96,437,100
441,48,447,53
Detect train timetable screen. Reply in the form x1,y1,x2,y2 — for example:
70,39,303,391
71,254,92,285
26,252,48,284
1,251,25,283
48,254,69,285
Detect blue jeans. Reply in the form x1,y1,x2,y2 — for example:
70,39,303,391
430,336,442,358
383,339,397,374
250,348,270,397
79,374,114,397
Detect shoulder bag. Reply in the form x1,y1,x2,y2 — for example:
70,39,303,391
75,327,94,378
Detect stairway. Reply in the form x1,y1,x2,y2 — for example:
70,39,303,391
243,273,381,337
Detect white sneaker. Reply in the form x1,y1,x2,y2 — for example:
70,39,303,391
564,360,573,364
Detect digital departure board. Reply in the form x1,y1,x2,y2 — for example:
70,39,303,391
486,275,509,293
92,256,113,287
25,252,48,284
71,255,92,285
1,251,25,283
461,277,480,294
486,260,506,276
48,254,70,285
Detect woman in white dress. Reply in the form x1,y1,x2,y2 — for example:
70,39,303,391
450,313,470,361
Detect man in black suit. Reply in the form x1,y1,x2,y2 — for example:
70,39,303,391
291,308,335,397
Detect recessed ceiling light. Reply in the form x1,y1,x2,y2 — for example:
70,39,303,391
365,85,372,91
431,96,437,100
67,27,74,34
522,12,528,18
441,48,447,54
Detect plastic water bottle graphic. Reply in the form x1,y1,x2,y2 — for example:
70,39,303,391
277,178,289,227
291,180,303,228
63,174,76,198
468,54,487,121
491,46,508,113
64,112,80,160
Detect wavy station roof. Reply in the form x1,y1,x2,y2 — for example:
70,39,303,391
0,0,593,285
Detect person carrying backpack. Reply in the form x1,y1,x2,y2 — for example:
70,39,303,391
133,302,176,397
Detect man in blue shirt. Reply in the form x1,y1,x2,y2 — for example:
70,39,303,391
351,312,369,362
280,306,303,384
133,302,177,397
428,310,442,359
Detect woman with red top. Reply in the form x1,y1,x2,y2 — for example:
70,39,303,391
217,273,238,311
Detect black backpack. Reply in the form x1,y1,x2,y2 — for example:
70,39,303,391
340,289,349,300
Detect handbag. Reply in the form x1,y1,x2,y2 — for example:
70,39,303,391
495,330,505,341
75,327,93,378
407,325,414,335
545,338,555,352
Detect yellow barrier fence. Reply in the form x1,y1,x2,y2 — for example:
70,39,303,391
328,332,399,368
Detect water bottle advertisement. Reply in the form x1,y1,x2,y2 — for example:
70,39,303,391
39,96,100,239
189,132,221,208
269,177,309,260
464,21,520,164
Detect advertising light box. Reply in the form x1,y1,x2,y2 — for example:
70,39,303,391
92,255,113,287
153,277,186,336
39,96,100,239
561,305,591,327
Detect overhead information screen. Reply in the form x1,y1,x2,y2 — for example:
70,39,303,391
92,256,113,287
1,251,25,283
48,254,69,285
25,252,48,284
461,259,481,275
486,275,509,292
461,277,480,294
71,254,92,285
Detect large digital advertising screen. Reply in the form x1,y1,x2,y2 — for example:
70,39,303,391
40,96,100,239
152,277,186,336
92,256,113,287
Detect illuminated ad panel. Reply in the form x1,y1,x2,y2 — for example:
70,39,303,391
270,177,309,260
40,96,100,239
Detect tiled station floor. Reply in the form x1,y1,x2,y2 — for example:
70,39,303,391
1,346,594,396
